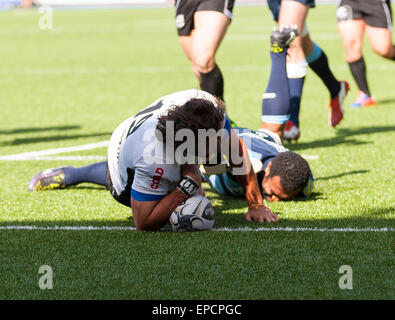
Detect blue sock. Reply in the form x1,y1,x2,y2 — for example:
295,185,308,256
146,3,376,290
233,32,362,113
261,48,290,124
288,77,305,127
63,161,107,187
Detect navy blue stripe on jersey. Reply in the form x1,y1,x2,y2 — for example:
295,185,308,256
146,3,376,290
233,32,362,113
131,189,166,202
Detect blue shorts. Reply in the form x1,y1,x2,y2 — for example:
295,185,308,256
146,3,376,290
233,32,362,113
267,0,316,21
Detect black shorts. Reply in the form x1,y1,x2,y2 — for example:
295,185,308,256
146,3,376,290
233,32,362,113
175,0,235,36
106,161,134,208
338,0,393,30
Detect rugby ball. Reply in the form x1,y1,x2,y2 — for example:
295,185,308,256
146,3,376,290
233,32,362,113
169,195,215,232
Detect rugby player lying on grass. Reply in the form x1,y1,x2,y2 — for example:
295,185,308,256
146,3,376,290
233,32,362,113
28,89,279,230
202,127,314,202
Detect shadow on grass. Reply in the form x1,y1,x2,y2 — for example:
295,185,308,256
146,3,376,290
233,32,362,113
362,206,395,217
288,125,395,151
0,125,81,135
0,132,112,146
315,169,369,181
376,97,395,105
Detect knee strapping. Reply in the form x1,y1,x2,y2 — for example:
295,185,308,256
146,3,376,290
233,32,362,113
287,60,308,78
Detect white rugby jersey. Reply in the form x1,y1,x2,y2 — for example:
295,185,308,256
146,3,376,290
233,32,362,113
107,89,231,201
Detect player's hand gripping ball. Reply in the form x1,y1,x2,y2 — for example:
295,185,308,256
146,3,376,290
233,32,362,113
169,195,215,232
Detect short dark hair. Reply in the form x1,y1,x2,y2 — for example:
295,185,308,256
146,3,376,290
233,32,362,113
268,151,311,195
156,98,225,149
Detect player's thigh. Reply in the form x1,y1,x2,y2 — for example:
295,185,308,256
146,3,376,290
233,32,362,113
278,0,310,31
178,33,194,62
192,11,231,69
278,1,311,62
337,19,365,61
363,0,393,57
178,31,202,78
365,26,393,57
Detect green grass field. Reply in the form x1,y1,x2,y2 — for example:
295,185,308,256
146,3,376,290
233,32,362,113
0,4,394,300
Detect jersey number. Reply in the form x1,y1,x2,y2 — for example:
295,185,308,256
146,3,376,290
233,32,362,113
127,100,163,137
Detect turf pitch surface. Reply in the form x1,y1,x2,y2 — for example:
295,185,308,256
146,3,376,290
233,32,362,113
0,4,394,299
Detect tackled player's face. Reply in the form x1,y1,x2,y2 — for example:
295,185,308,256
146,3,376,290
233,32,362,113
261,162,297,202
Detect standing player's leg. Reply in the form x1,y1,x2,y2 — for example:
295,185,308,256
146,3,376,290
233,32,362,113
364,0,395,61
267,0,305,142
176,0,233,101
191,11,230,100
278,0,309,62
276,0,309,140
366,26,395,60
337,18,375,108
302,31,349,126
28,162,107,191
261,27,298,140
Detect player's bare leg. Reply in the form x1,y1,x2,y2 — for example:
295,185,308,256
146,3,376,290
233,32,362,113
338,19,365,62
178,11,230,100
302,28,349,126
338,19,375,108
178,31,196,75
365,25,395,60
278,0,308,64
260,1,306,140
301,32,315,56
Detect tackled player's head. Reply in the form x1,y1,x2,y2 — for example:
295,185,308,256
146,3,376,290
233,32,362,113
156,98,225,163
261,151,311,202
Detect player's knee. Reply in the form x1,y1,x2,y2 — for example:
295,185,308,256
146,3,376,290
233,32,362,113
193,53,215,73
344,41,362,61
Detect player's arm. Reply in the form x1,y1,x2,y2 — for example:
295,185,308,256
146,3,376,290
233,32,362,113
226,128,279,223
131,164,201,231
131,189,188,231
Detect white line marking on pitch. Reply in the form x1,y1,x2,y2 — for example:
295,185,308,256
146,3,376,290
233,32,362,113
0,141,109,161
0,225,393,233
19,156,107,161
301,155,319,160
